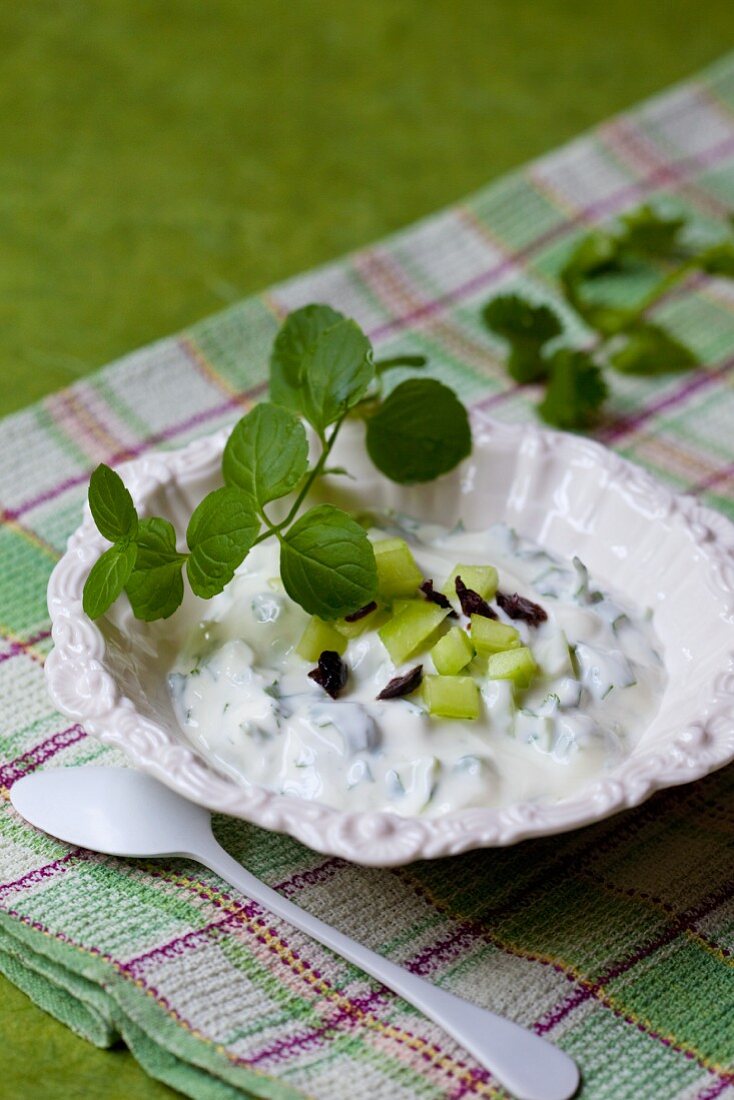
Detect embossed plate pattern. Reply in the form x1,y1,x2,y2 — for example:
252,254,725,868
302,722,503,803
45,415,734,866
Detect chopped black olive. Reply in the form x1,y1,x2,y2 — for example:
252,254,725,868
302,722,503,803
496,590,548,626
420,580,457,616
344,600,378,623
308,650,349,699
455,576,497,619
377,664,423,700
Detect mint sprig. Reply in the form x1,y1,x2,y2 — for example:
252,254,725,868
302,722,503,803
82,542,137,619
365,378,472,484
125,517,187,621
482,201,734,429
223,403,308,506
280,504,377,618
186,488,260,599
88,464,138,543
82,305,471,622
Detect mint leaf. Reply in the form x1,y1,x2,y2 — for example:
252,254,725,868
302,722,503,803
618,204,686,258
482,294,562,382
301,318,374,434
125,517,187,621
365,378,471,484
223,404,308,508
539,349,608,430
88,464,138,543
610,323,698,375
186,487,259,599
280,504,377,619
270,303,345,412
82,541,137,619
375,354,427,375
698,241,734,278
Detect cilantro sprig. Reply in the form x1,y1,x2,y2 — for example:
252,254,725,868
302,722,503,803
481,202,734,429
83,305,470,622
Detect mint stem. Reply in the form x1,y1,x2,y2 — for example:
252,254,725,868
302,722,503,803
252,417,344,546
278,418,344,527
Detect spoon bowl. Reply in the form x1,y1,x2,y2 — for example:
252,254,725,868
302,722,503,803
11,765,213,858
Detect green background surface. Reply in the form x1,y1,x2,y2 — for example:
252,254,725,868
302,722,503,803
2,2,733,1096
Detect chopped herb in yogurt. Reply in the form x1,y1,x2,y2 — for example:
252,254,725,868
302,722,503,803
169,519,666,817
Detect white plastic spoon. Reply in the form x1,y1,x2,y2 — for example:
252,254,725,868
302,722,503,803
11,767,579,1100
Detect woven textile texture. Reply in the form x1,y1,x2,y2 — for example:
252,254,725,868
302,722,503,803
1,55,734,1100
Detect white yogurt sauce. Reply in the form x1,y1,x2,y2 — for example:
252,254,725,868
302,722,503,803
169,520,666,817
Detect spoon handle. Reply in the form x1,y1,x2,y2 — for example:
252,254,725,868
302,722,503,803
197,838,579,1100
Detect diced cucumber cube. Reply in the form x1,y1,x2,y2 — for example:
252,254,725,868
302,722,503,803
486,646,537,687
442,564,498,601
296,617,347,661
392,599,414,617
481,678,516,735
574,641,635,700
515,710,554,752
470,615,521,655
334,605,387,639
534,629,573,677
431,626,474,675
424,675,481,720
378,600,449,664
372,538,423,600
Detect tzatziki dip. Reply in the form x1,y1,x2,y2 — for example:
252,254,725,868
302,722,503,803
169,520,665,817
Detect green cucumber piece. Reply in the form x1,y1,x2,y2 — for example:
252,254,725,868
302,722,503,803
471,615,521,655
424,675,481,719
391,598,414,616
442,563,498,601
373,538,423,600
486,646,537,687
296,617,347,660
431,626,474,675
378,600,449,664
334,605,387,639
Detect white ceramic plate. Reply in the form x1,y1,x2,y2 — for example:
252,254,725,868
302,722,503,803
45,413,734,866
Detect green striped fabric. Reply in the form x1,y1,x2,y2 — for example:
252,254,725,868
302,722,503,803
1,54,734,1100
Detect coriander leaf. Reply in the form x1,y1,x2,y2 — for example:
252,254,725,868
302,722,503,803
698,241,734,278
561,232,621,284
506,344,548,383
222,403,308,507
483,294,562,344
539,349,608,430
576,304,638,337
375,354,427,374
270,303,345,412
280,504,377,619
186,487,260,599
610,323,698,375
125,517,187,621
301,318,374,434
560,233,628,334
618,204,686,258
365,378,471,484
88,464,138,543
559,235,638,336
82,541,137,619
482,294,562,382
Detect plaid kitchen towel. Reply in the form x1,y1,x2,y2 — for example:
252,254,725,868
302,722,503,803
1,53,734,1100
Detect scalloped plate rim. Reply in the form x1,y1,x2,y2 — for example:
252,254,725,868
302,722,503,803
44,416,734,867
